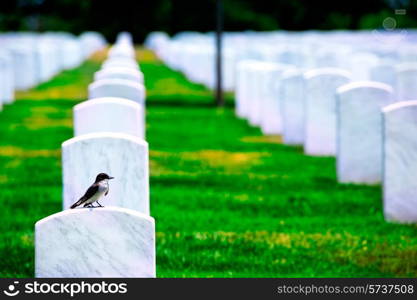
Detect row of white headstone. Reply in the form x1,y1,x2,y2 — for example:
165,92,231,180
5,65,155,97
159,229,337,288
145,30,417,92
35,32,156,278
0,31,106,111
147,30,417,223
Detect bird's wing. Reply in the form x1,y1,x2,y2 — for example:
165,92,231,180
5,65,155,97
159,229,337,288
71,183,100,208
81,183,99,202
71,184,99,208
105,185,109,196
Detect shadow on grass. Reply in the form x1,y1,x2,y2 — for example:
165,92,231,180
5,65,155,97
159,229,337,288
147,97,235,108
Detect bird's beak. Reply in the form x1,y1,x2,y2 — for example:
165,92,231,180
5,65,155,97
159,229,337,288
109,176,114,180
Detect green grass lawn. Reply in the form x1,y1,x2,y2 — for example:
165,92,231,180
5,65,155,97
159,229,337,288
1,48,416,278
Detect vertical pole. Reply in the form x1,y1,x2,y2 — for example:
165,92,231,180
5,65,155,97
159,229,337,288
215,0,224,106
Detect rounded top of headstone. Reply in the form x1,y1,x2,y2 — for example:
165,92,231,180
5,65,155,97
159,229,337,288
102,58,138,69
94,68,144,82
74,97,143,111
89,78,144,90
88,78,145,104
62,132,148,148
96,67,142,76
35,206,154,228
304,67,351,80
337,81,393,95
382,100,417,114
108,46,135,59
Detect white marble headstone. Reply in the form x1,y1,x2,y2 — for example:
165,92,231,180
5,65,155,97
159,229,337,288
383,101,417,223
304,68,351,156
246,63,265,127
234,60,250,118
74,97,145,139
0,52,14,104
235,60,258,119
102,58,138,70
336,81,394,184
277,49,307,68
35,207,155,277
88,79,145,104
245,62,292,131
396,63,417,101
259,63,294,135
313,48,346,69
281,69,305,145
348,52,380,81
61,39,83,70
62,132,149,214
9,46,38,90
94,67,144,84
36,43,57,82
108,41,135,59
370,63,396,88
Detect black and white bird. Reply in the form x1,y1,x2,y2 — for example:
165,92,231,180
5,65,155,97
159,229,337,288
70,173,114,209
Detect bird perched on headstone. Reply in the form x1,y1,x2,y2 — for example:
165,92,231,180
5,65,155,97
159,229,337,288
70,173,114,209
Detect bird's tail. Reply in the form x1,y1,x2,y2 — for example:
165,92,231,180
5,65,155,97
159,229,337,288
70,198,84,209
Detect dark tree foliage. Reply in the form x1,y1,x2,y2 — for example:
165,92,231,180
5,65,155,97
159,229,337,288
0,0,416,42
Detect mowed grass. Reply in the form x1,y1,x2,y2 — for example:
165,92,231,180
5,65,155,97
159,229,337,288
0,50,106,277
0,48,416,277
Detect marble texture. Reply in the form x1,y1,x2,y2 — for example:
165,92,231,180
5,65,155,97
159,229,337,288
94,67,144,84
88,79,145,105
304,68,351,156
336,81,394,184
74,97,145,139
383,101,417,223
35,207,155,277
281,69,305,145
396,63,417,101
62,132,149,214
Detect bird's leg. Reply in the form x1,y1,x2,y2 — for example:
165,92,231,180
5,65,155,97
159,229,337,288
96,201,103,207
